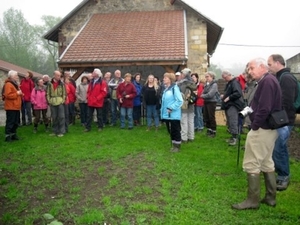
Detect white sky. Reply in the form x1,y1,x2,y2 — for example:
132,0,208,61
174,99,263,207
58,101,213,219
1,0,300,70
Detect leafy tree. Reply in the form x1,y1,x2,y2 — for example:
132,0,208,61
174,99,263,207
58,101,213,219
34,15,61,74
0,8,37,70
0,8,61,75
208,63,223,79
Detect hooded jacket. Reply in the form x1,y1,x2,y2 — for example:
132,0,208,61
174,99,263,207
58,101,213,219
3,79,22,110
276,68,298,125
31,86,48,110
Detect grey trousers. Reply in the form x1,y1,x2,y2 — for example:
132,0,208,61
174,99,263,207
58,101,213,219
225,106,239,135
50,104,65,134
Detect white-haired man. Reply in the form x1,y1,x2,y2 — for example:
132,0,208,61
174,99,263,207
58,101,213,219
177,68,197,143
84,68,108,132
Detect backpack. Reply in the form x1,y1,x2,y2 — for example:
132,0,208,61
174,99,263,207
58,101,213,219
1,84,5,101
186,86,198,104
280,72,300,113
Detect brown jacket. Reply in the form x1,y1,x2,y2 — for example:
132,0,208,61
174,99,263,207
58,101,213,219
3,79,22,110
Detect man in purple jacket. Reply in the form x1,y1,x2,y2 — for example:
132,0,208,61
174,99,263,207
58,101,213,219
232,58,282,210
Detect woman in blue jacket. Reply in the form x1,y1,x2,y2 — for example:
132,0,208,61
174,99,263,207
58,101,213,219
161,72,183,152
132,73,142,126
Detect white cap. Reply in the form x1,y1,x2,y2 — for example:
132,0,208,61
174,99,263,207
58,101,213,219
175,72,181,76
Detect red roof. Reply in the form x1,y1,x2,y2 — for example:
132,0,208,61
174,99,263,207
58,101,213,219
59,10,187,64
0,59,43,78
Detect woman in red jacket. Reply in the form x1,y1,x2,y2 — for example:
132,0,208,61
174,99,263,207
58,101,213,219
192,73,205,132
117,73,137,129
20,71,34,125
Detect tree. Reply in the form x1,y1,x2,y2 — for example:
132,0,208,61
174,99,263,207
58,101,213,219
0,8,38,70
208,63,223,79
34,15,61,74
0,8,61,75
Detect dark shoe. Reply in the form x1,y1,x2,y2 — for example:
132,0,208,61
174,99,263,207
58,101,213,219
261,172,276,207
5,136,12,142
182,140,188,143
170,143,180,152
128,127,133,130
228,138,237,146
188,139,194,142
11,134,20,141
276,178,290,191
232,173,260,210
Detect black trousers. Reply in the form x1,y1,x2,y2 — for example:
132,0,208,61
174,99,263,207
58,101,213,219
165,119,181,143
86,107,103,130
203,102,217,130
5,110,20,136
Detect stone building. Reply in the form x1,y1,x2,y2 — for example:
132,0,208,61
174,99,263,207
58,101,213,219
287,53,300,80
44,0,223,81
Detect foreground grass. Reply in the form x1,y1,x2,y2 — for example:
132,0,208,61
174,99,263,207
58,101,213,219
0,122,299,225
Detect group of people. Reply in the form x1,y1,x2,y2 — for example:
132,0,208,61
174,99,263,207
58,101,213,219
230,55,298,211
2,53,298,211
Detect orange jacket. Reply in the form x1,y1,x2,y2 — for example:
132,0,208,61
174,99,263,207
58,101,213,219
3,79,22,110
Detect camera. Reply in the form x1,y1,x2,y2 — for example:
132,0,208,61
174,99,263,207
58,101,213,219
239,106,253,118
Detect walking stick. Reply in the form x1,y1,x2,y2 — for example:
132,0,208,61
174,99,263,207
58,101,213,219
237,116,243,167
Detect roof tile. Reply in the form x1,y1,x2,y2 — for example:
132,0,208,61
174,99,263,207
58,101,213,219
60,10,186,64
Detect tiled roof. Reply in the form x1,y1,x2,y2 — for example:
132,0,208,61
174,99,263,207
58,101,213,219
59,10,186,64
0,59,43,78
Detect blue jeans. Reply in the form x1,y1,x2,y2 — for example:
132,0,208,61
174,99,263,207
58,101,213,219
120,107,133,128
79,103,88,125
146,105,159,128
110,99,119,125
272,125,293,181
194,106,204,130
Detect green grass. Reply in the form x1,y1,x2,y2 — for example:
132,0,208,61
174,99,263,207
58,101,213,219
0,122,299,225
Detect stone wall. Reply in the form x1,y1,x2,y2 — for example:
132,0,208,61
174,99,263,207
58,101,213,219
59,0,208,76
287,53,300,80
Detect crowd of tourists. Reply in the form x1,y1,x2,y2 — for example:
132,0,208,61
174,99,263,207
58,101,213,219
2,53,298,210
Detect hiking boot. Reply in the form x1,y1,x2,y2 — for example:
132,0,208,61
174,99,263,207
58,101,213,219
228,138,237,146
5,135,12,142
276,178,290,191
170,143,180,152
11,134,20,141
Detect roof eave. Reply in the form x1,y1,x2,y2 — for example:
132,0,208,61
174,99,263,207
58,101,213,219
43,0,90,42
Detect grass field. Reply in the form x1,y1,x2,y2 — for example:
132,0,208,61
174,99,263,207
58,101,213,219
0,122,299,225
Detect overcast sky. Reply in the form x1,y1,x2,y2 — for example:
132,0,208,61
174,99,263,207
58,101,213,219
1,0,300,71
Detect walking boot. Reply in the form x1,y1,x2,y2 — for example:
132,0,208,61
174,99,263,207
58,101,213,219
11,134,20,141
45,124,49,132
5,135,12,142
33,124,38,133
232,173,260,210
209,130,217,138
261,172,276,207
171,143,181,152
206,129,212,136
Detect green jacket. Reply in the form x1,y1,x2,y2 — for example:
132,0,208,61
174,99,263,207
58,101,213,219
46,80,66,106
